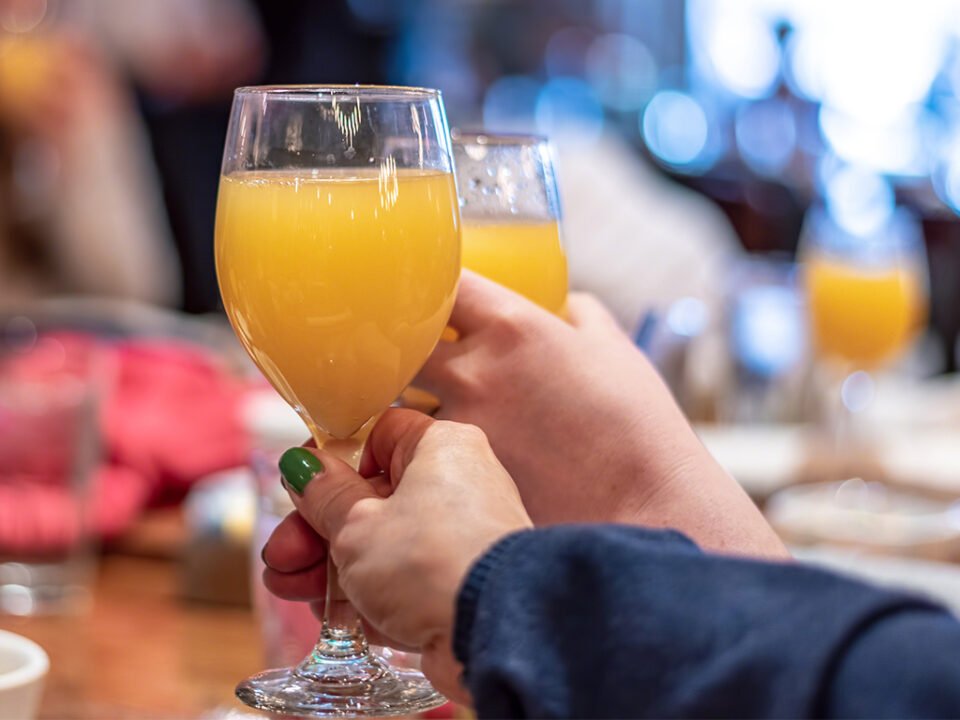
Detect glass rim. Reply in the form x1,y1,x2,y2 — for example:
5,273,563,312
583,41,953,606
233,84,442,100
452,128,550,147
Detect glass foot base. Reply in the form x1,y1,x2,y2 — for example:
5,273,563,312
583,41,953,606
235,662,446,717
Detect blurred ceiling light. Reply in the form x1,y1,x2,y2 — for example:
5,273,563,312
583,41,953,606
534,77,604,145
823,165,895,239
819,106,928,177
812,2,944,123
585,33,657,112
689,0,780,100
482,75,542,134
0,0,47,33
735,98,797,176
779,0,951,129
641,90,709,169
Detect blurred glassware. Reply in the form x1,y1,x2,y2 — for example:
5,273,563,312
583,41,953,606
718,255,808,424
0,326,104,615
767,478,960,563
799,202,929,442
0,629,48,719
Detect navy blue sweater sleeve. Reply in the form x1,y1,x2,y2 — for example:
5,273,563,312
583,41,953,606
453,525,960,719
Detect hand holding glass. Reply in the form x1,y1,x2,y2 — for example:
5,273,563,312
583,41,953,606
215,85,459,716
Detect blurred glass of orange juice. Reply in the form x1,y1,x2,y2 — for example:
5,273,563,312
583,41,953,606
803,255,927,368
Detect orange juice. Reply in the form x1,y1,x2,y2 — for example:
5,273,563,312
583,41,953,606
804,255,926,367
461,220,568,314
215,168,460,439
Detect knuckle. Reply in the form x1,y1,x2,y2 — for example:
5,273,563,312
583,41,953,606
454,422,489,447
491,305,530,339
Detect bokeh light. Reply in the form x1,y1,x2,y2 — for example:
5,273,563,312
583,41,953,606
535,77,605,144
585,33,657,111
688,0,780,99
641,90,710,169
822,165,895,238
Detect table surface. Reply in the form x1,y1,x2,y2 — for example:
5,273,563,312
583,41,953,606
0,552,263,719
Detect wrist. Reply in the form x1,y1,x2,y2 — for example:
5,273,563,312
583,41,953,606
453,529,532,666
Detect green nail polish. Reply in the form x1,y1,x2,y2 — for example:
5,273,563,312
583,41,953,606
279,447,324,496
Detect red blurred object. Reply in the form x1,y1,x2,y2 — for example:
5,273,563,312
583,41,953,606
0,334,251,553
422,702,458,719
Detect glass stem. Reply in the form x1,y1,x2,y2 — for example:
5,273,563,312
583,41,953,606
295,426,384,684
316,556,367,658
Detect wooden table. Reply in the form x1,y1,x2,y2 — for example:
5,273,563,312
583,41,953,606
0,551,263,718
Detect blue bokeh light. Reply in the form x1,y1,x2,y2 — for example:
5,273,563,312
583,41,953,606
535,77,605,144
641,90,710,169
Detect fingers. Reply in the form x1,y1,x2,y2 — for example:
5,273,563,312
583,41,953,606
366,408,436,487
447,269,531,336
566,292,622,335
283,447,381,541
263,561,327,601
262,511,327,573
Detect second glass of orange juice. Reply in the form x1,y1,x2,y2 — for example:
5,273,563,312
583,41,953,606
454,131,568,314
800,206,928,439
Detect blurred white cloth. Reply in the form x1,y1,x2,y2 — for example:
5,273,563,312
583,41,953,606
555,131,741,332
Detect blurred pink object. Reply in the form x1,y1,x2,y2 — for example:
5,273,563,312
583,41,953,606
0,332,250,556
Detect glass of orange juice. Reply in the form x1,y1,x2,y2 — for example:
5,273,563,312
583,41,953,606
453,130,568,314
216,85,459,717
400,131,567,413
800,205,928,433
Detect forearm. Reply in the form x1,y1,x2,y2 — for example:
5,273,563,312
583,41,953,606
628,442,789,559
455,525,952,719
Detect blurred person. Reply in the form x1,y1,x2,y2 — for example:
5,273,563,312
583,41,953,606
261,408,960,718
77,0,399,313
0,8,180,305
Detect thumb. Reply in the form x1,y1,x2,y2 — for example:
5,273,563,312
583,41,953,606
566,292,623,335
278,446,380,541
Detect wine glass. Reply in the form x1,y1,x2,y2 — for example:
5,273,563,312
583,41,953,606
453,130,568,314
799,205,928,442
215,85,460,716
400,130,567,414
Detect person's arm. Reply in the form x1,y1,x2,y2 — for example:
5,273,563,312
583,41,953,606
455,525,960,719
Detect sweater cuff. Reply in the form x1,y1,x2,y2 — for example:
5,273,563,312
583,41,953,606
453,529,532,666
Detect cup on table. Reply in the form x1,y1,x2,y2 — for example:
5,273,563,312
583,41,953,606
0,324,103,615
0,629,48,719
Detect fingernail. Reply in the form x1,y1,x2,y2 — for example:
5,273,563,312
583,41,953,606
279,447,325,496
